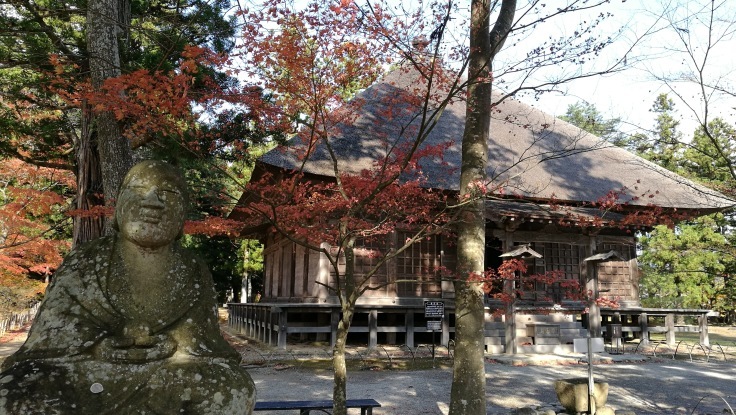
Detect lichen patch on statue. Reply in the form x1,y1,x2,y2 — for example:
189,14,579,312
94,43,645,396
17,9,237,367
0,160,256,415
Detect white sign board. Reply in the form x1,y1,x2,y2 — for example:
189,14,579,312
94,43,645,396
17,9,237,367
573,338,604,353
424,301,444,318
426,320,442,331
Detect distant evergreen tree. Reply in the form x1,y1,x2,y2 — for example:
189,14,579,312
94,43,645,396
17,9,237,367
681,118,736,193
635,95,736,321
639,215,729,309
644,94,685,172
560,102,626,146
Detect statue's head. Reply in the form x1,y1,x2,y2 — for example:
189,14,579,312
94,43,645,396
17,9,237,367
114,160,188,248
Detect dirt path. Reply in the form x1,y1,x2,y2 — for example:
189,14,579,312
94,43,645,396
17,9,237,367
2,313,734,414
249,359,736,415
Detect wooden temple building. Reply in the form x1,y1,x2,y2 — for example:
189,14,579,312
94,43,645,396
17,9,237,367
228,63,732,353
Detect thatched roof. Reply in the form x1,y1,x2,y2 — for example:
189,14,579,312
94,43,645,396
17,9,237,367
259,64,733,212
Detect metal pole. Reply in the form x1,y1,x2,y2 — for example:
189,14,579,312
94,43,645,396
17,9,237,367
587,333,594,414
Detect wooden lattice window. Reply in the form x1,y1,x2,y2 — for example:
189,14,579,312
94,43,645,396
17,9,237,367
329,238,388,295
597,242,636,260
354,238,388,296
527,242,584,302
279,244,295,297
396,232,442,297
597,242,637,300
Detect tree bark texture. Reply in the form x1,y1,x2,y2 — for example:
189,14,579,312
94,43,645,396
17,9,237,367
86,0,133,238
332,233,357,415
332,306,353,415
449,2,491,413
72,105,105,247
450,0,515,414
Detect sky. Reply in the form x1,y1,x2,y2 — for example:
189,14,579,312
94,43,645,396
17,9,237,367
239,0,734,139
494,0,736,138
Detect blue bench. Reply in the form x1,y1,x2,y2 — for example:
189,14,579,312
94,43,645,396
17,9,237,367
253,398,381,414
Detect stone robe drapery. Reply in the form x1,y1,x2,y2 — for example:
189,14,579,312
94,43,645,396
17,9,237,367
0,234,255,414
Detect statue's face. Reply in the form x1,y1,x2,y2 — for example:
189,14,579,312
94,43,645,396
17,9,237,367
115,162,186,248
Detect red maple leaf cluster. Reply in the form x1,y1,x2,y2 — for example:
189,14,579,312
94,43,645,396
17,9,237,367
0,159,73,301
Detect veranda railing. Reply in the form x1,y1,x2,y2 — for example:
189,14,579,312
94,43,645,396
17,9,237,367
0,302,40,338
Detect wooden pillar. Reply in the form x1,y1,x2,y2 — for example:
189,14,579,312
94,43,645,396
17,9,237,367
250,306,256,338
441,312,450,346
230,305,237,333
277,309,288,349
249,306,255,337
261,308,266,344
665,313,675,346
639,312,649,346
368,309,378,349
330,309,339,348
228,305,235,331
316,311,328,342
263,309,269,344
244,305,250,335
585,280,601,338
699,314,709,346
262,307,268,343
239,305,245,335
386,314,397,344
405,310,415,348
267,309,273,345
242,304,250,336
587,293,600,338
253,307,263,341
504,228,516,354
504,305,515,355
586,237,601,338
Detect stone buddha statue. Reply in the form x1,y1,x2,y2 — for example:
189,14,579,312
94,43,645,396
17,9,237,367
0,160,255,414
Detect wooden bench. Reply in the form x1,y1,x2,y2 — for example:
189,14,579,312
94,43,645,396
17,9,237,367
254,398,381,414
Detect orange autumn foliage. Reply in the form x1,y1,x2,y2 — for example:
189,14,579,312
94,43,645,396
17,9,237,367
48,46,279,154
0,158,74,304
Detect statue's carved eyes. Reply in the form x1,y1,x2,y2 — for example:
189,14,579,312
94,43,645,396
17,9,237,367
127,184,181,197
161,188,181,195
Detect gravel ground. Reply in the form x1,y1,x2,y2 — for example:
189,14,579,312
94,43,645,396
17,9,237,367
3,318,735,414
248,359,736,415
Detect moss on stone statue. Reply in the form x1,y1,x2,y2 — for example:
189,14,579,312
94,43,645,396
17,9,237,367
0,161,255,414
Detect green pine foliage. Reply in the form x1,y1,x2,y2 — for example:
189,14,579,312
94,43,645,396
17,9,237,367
681,118,736,195
636,94,736,321
644,94,684,172
0,0,237,168
560,101,626,146
561,96,736,321
639,215,729,309
0,0,271,305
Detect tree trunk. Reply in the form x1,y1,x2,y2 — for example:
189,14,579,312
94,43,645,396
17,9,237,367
332,305,353,415
450,1,515,414
72,105,105,247
332,232,357,415
86,0,133,237
450,1,492,413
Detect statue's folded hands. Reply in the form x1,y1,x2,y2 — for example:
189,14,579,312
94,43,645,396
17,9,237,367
0,160,256,415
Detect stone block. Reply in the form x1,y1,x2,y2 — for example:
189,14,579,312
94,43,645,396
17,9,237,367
596,406,615,415
573,337,604,353
554,377,609,414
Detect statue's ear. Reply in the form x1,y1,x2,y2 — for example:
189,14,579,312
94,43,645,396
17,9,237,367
112,214,120,231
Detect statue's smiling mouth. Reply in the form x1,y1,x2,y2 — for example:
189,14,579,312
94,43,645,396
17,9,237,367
139,208,163,223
